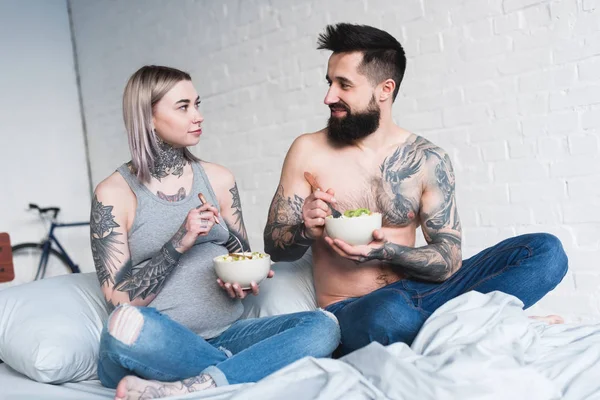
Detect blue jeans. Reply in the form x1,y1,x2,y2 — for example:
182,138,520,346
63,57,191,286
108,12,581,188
326,233,568,357
98,308,340,388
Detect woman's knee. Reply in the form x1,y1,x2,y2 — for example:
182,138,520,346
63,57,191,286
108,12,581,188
106,304,145,346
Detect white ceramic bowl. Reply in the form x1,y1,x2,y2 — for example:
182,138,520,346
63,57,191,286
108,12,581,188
213,253,271,289
325,212,382,246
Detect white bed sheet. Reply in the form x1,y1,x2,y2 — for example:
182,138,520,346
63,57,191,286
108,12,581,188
0,363,245,400
3,291,600,400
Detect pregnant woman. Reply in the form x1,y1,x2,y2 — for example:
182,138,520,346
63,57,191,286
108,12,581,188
91,65,339,399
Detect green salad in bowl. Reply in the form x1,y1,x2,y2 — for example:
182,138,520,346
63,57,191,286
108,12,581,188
343,208,372,218
325,208,382,245
326,208,373,219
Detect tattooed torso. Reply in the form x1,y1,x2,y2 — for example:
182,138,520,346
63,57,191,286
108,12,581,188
93,158,252,312
91,160,195,311
264,131,462,308
312,136,426,306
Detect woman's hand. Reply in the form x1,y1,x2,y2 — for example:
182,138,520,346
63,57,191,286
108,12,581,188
172,203,220,253
217,270,275,299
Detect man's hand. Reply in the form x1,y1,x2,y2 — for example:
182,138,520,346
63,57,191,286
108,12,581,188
302,189,336,240
324,229,387,263
217,270,275,299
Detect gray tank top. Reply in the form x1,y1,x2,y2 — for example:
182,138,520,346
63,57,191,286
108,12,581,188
117,162,243,338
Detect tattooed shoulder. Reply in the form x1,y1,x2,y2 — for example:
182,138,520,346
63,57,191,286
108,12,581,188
376,136,430,226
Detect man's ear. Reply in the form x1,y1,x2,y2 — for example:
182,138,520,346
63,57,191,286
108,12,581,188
379,79,396,102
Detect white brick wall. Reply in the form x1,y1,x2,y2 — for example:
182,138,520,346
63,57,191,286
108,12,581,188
0,0,92,284
70,0,600,322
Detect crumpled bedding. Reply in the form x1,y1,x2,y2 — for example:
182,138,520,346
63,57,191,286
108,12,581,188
2,291,599,400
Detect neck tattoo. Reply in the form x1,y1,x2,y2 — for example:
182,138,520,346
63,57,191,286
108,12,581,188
150,139,187,181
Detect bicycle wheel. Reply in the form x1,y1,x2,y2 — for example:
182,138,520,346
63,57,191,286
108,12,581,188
11,243,72,284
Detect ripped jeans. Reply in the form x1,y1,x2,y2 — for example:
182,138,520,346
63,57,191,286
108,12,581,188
97,306,340,388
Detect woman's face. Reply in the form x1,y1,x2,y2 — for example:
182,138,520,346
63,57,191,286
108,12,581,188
152,80,204,148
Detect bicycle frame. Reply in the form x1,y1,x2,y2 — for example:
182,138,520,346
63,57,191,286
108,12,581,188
36,221,89,279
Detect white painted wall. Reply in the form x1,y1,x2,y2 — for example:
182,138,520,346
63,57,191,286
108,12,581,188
0,0,92,283
69,0,600,322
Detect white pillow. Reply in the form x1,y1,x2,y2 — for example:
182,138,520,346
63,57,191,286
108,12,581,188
0,272,108,383
0,252,318,384
242,248,318,319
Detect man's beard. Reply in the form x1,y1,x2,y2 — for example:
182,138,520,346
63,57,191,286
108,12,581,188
327,96,380,146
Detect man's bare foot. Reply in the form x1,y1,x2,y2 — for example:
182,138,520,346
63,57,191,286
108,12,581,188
114,373,216,400
529,314,564,325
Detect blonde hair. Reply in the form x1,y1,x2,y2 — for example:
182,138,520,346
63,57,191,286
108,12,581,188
123,65,200,182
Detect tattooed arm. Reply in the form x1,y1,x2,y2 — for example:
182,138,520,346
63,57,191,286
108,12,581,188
367,150,462,282
204,163,250,253
221,182,250,252
264,136,317,262
91,176,216,312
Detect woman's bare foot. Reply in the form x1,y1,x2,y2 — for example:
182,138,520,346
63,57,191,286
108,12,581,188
529,314,564,324
114,373,216,400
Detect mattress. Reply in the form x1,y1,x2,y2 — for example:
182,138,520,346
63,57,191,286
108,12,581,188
0,363,244,400
0,363,113,399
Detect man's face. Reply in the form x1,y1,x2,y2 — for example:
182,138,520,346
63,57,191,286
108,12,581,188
324,52,381,146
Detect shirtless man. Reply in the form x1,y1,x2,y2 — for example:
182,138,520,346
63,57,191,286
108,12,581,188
264,23,568,357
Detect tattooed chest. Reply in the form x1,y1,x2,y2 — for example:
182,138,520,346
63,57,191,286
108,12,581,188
320,135,441,228
374,135,437,227
375,182,420,227
335,180,420,228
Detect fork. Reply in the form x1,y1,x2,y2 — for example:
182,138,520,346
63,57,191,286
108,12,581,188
197,193,247,255
303,172,342,218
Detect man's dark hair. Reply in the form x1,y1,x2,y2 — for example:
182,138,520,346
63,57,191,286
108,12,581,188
317,23,406,101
